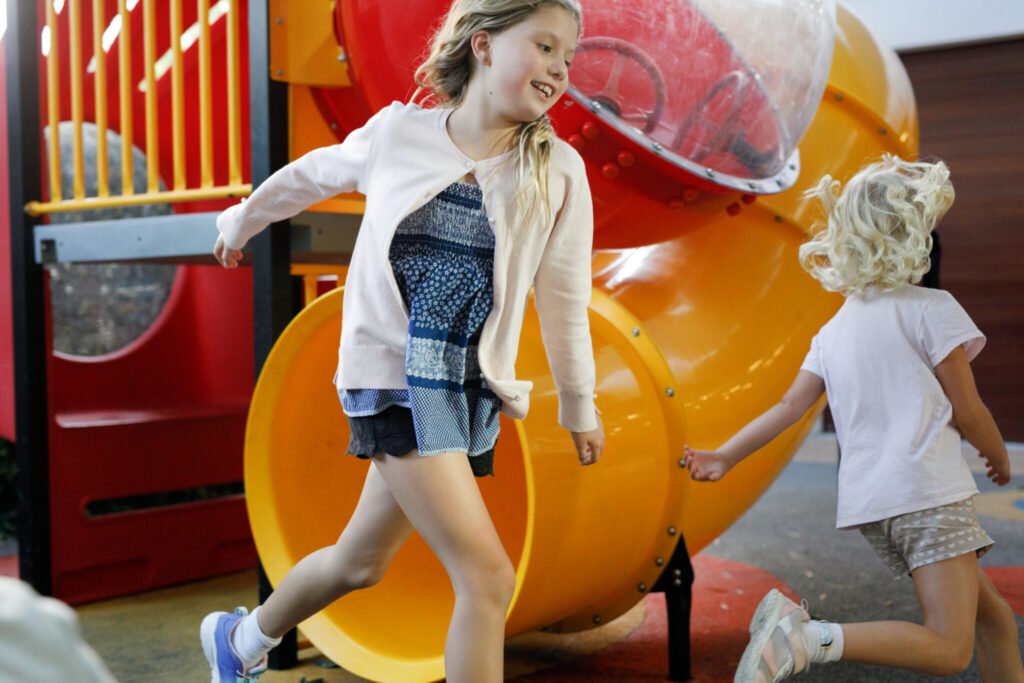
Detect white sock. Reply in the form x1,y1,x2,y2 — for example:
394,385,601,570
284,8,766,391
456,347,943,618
230,606,282,670
801,619,844,664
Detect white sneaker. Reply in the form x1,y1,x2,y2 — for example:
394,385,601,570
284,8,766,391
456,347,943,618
734,589,812,683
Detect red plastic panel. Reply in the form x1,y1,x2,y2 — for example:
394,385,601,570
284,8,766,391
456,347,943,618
47,266,258,605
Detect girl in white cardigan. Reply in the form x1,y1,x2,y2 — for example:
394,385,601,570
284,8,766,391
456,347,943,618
201,1,604,681
686,156,1022,683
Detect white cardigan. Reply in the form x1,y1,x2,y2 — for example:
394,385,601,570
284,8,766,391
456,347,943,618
217,102,598,432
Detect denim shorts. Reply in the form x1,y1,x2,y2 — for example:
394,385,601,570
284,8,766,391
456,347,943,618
346,404,496,477
858,497,994,578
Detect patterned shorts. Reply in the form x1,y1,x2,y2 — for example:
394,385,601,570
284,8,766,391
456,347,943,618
345,405,496,478
858,497,994,578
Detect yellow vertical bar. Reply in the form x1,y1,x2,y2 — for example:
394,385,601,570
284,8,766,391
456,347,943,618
171,0,185,190
69,0,85,200
198,0,213,188
118,0,134,196
143,0,159,193
46,0,62,203
227,0,241,186
304,276,317,307
93,0,109,197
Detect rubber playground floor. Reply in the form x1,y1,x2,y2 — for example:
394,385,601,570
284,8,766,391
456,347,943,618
5,434,1023,682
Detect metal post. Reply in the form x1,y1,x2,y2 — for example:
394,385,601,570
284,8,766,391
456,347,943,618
7,0,52,594
249,0,298,669
652,532,695,681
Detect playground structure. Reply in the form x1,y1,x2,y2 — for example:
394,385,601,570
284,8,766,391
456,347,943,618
2,1,917,681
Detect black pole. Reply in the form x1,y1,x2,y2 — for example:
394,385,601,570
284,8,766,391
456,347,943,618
248,0,297,669
7,0,52,595
651,533,695,682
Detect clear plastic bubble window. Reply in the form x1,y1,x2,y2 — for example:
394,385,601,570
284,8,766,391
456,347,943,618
569,0,836,188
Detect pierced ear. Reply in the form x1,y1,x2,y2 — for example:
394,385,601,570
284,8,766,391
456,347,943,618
471,30,491,66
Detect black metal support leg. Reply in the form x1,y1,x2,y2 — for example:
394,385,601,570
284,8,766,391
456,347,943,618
651,532,695,682
7,0,52,596
249,0,297,670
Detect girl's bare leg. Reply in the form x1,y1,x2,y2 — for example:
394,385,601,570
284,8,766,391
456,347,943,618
256,462,416,637
839,552,979,676
975,568,1024,682
371,450,516,683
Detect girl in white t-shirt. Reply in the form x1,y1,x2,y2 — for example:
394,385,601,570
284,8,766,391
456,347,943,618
685,156,1022,683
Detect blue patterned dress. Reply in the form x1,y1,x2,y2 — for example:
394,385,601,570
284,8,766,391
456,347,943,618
340,181,502,476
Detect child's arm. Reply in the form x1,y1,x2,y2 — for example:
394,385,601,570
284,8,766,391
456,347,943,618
685,370,825,481
213,105,393,266
533,154,601,458
934,345,1011,485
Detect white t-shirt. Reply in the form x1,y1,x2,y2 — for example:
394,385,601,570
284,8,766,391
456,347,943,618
800,285,985,528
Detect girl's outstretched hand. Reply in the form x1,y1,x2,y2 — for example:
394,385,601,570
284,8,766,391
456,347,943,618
214,234,243,268
978,452,1011,486
571,414,604,466
684,445,735,482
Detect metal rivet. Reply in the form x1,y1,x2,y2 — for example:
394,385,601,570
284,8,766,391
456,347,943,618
601,162,621,179
329,122,338,130
276,69,283,76
747,182,757,190
655,556,664,566
593,615,602,625
788,164,796,171
673,578,683,587
673,568,682,577
668,526,677,536
666,387,675,397
774,215,783,223
705,168,715,178
631,327,640,337
337,54,346,62
652,142,663,152
678,458,686,468
638,583,647,592
879,127,887,135
834,93,843,101
275,17,283,24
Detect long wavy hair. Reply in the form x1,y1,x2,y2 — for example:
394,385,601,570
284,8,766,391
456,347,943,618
414,0,583,226
799,155,955,296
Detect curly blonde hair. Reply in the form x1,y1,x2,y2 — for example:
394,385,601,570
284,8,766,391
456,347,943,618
413,0,583,226
799,155,955,296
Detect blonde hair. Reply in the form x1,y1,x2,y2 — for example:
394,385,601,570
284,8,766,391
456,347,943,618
798,155,954,296
414,0,583,226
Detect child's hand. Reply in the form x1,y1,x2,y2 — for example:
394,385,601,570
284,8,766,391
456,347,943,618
978,452,1011,486
214,235,243,268
571,414,604,466
684,445,735,482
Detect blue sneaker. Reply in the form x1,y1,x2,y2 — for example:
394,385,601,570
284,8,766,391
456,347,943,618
200,607,268,682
